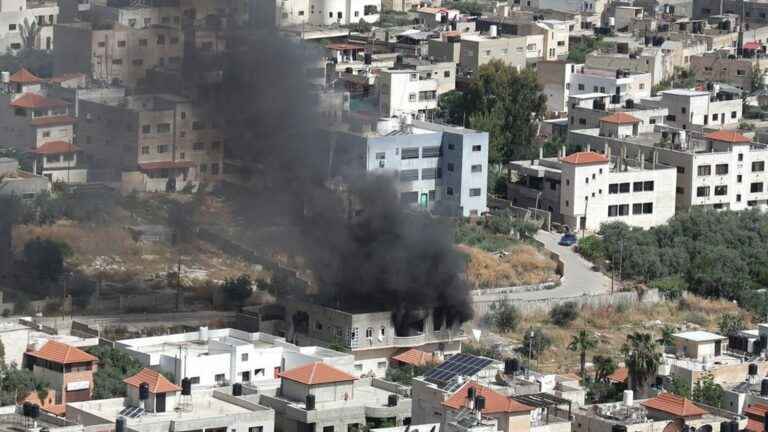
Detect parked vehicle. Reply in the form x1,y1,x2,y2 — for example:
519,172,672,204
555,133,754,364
558,233,578,246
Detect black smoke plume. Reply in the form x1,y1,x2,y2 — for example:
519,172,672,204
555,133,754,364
205,30,473,330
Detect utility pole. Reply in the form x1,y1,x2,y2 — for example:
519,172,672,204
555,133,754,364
175,256,182,312
618,237,624,283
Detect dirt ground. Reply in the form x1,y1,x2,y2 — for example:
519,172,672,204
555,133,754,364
460,243,559,289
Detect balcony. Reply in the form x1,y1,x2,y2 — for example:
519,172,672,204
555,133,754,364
391,334,427,347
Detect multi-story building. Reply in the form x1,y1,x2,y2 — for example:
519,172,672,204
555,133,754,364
458,34,528,77
53,21,184,87
116,327,354,388
23,340,98,407
277,0,382,27
510,0,607,16
537,61,583,114
77,93,224,191
644,87,743,130
0,0,58,52
508,144,677,231
570,69,653,108
476,16,571,62
690,53,761,91
567,94,668,131
584,49,668,87
569,122,768,212
259,362,411,432
377,60,455,117
327,118,489,217
67,377,276,432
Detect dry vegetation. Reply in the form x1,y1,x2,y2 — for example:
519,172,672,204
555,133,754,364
460,243,558,289
487,296,749,374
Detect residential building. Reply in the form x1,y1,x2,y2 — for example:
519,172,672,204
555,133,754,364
259,362,411,432
690,54,760,91
614,6,646,31
693,0,768,22
257,299,467,376
573,392,743,432
570,69,653,108
326,118,489,218
645,87,743,130
0,320,97,367
0,404,83,432
584,49,668,86
568,94,668,131
416,7,460,27
670,331,727,362
507,146,677,231
67,375,275,432
22,340,98,406
53,21,184,88
77,94,224,191
116,327,354,388
0,0,58,52
276,0,382,27
383,0,422,12
377,60,456,117
570,119,768,211
458,34,528,77
537,61,583,114
476,16,571,62
0,158,51,200
509,0,607,16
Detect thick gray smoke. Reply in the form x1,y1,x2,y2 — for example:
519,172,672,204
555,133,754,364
206,31,473,330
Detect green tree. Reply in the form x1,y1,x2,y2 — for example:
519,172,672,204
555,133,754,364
519,328,552,360
221,274,253,309
668,375,691,399
87,346,143,399
569,329,598,379
0,339,6,364
692,373,724,408
486,299,520,333
592,355,616,382
660,325,675,350
23,237,67,282
550,302,579,327
622,332,661,398
718,314,745,336
0,365,49,405
385,364,431,385
650,275,688,300
577,235,605,261
0,192,22,278
442,0,486,15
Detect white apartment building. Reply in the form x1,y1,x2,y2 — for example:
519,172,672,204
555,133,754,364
0,0,58,52
537,61,583,114
509,0,607,15
568,94,668,131
116,327,354,388
570,123,768,212
377,61,455,117
646,88,743,130
277,0,381,26
570,69,652,108
509,140,677,231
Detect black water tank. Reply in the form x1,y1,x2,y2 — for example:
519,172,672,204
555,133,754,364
182,378,192,396
761,378,768,396
468,387,477,400
510,358,520,373
626,99,635,109
388,394,399,407
764,415,768,432
233,383,243,396
655,376,663,387
29,404,39,419
306,394,316,410
730,420,740,432
22,402,31,417
749,363,758,376
611,94,621,104
612,425,628,432
116,417,126,432
364,53,372,65
616,69,622,79
504,358,515,374
475,395,486,411
139,382,150,400
720,422,729,432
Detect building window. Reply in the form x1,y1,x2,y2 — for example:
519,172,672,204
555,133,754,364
472,145,482,152
732,111,738,119
738,153,744,161
471,164,482,173
642,203,653,214
608,205,618,217
447,187,454,196
139,39,148,47
351,327,359,341
751,182,764,193
241,353,248,361
215,374,225,384
715,164,729,175
738,174,743,183
447,163,455,172
117,40,126,47
633,182,643,192
737,194,742,202
609,184,618,194
211,163,220,175
619,183,630,193
697,165,711,176
157,145,169,153
469,188,482,197
142,125,151,134
618,204,629,216
193,142,205,151
632,203,642,215
190,377,200,384
697,186,710,197
422,146,441,157
676,166,685,174
753,161,765,172
676,187,684,194
366,327,373,338
565,200,569,207
401,148,419,159
141,146,150,154
681,107,687,114
156,123,171,133
715,185,728,196
408,93,417,102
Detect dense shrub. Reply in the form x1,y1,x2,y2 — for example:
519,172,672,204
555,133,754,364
550,302,579,327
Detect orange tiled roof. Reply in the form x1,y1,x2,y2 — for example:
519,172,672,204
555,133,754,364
443,382,534,414
33,141,79,155
18,390,65,416
607,367,629,383
29,116,76,127
10,93,67,109
26,340,97,365
600,112,641,124
124,368,181,394
560,151,609,165
704,130,751,143
745,403,768,420
9,68,42,84
279,362,357,385
392,349,436,367
641,392,708,418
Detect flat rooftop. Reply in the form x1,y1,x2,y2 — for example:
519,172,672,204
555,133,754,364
117,328,288,359
273,378,410,410
673,331,727,342
661,89,710,97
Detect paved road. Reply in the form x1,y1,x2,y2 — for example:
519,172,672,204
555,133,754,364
503,230,611,301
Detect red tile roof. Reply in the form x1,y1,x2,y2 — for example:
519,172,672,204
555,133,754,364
443,382,534,414
560,151,609,165
18,390,66,416
744,42,762,50
29,116,76,127
26,340,98,365
138,161,196,171
747,419,764,432
607,367,629,384
33,141,79,155
279,362,357,385
124,368,181,394
9,68,42,84
392,349,436,367
704,130,751,143
10,93,67,109
745,403,768,420
600,112,641,124
640,393,708,418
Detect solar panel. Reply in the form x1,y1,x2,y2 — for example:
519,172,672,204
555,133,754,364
424,353,493,388
119,407,132,416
